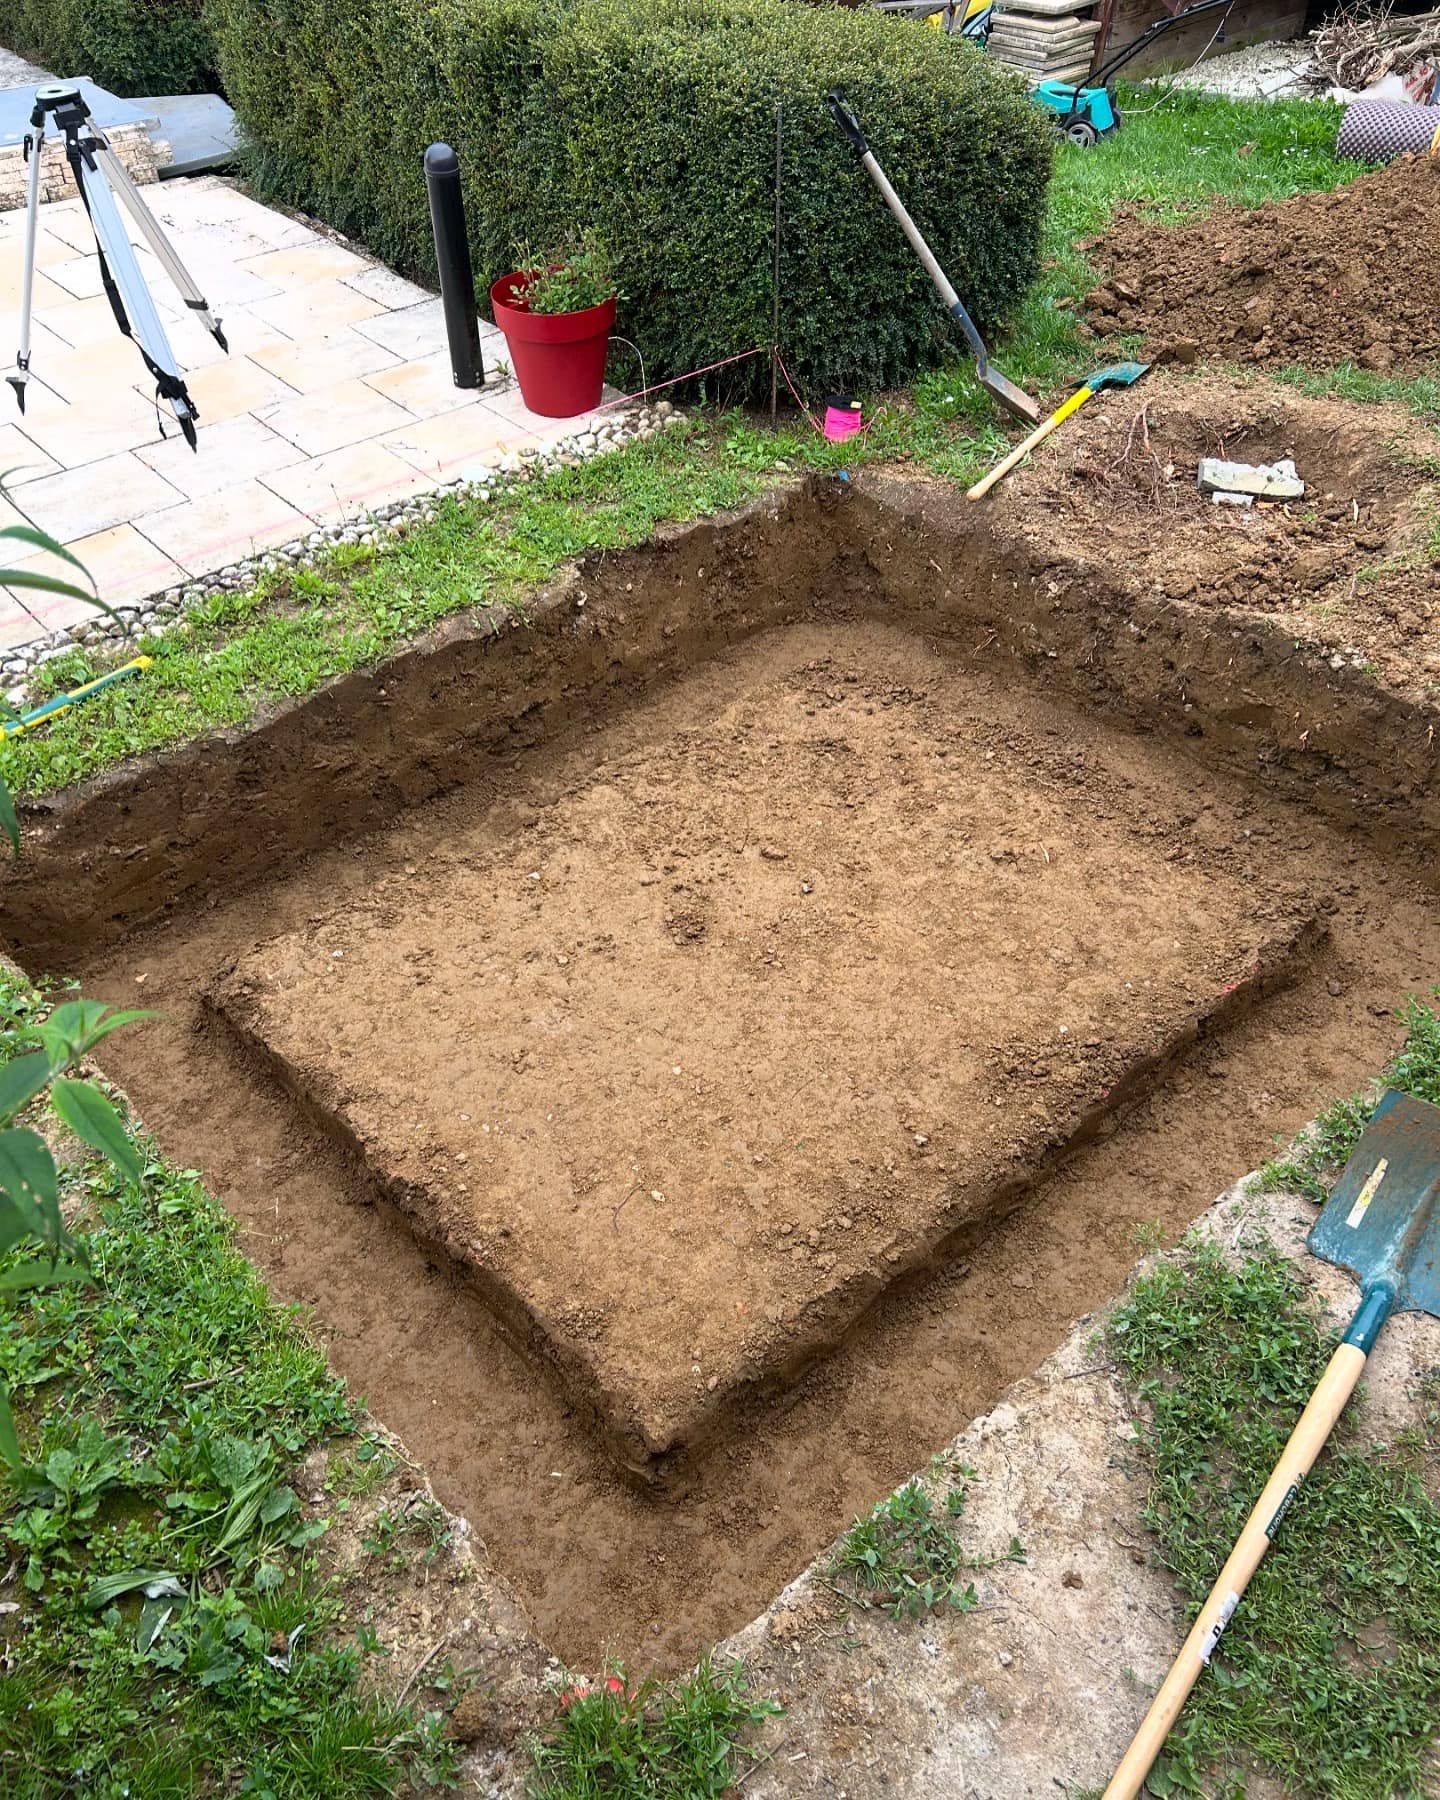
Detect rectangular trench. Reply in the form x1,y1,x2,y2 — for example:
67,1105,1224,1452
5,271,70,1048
4,474,1440,1666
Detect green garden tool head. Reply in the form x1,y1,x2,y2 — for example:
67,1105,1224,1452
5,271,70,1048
1086,360,1150,393
1309,1089,1440,1322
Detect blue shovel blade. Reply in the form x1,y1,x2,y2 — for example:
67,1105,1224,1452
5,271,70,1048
1308,1089,1440,1320
1088,361,1150,390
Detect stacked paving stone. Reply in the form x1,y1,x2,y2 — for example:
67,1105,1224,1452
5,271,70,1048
0,118,166,208
989,0,1103,84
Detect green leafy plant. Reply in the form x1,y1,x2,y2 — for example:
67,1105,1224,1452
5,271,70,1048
831,1471,1019,1618
527,1659,779,1799
361,1493,453,1568
515,240,619,315
0,994,147,1471
209,0,1054,400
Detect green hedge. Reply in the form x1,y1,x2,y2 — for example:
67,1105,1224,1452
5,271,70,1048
6,0,216,95
210,0,1053,400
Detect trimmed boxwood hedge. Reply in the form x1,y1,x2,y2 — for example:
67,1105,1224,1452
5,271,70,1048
6,0,216,95
210,0,1053,400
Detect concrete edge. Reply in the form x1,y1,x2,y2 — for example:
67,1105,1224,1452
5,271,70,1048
716,1164,1440,1798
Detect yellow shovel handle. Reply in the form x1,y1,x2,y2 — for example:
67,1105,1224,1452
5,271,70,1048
1103,1337,1369,1799
966,383,1095,502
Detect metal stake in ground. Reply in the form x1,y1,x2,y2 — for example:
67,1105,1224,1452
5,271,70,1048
1104,1087,1440,1799
771,100,782,422
7,84,227,449
826,91,1040,425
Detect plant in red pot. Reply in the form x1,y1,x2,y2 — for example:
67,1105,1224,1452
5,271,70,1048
490,240,619,419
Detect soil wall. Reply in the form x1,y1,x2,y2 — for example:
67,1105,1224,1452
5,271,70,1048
3,469,1437,970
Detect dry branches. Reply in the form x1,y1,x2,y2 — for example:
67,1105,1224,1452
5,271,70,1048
1312,1,1440,92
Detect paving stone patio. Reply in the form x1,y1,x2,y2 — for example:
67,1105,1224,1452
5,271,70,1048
0,174,604,652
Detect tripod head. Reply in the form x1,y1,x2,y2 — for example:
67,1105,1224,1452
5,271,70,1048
30,84,92,138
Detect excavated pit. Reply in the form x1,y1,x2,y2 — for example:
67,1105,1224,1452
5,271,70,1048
206,622,1322,1476
5,375,1440,1667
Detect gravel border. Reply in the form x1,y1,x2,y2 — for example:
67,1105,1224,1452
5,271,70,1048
1165,36,1321,99
3,400,685,704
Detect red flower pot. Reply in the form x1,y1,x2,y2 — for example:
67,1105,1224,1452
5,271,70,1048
490,272,616,418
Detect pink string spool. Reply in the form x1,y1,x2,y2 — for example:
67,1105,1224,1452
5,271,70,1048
823,397,864,443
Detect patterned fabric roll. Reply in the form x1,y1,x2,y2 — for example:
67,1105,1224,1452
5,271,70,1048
1337,99,1440,163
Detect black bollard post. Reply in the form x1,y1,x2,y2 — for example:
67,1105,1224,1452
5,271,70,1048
424,142,484,390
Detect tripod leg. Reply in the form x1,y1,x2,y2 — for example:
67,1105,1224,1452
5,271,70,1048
73,139,200,448
7,123,46,415
92,138,228,353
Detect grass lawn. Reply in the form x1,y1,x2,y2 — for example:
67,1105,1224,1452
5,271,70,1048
6,88,1428,801
0,971,463,1798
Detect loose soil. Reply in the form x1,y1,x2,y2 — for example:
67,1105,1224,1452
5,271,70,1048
9,374,1440,1671
210,624,1318,1474
1088,154,1440,375
996,370,1440,697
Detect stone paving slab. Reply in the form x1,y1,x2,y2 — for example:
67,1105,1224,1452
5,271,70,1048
0,174,611,652
134,92,238,178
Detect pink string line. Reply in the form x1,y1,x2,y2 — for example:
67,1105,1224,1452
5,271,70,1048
770,345,825,435
594,344,773,414
504,340,877,447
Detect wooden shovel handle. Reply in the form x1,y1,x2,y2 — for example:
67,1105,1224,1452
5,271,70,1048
1103,1337,1369,1799
966,384,1094,502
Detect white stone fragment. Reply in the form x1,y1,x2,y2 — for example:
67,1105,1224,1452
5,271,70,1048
1197,456,1304,500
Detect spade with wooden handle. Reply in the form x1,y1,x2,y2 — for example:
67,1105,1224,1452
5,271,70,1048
966,361,1149,502
1104,1087,1440,1799
827,92,1042,426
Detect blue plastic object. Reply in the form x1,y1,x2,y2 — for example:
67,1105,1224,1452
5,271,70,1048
1033,80,1118,136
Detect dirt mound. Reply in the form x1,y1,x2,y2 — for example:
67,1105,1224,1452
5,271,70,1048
1086,156,1440,375
995,369,1440,694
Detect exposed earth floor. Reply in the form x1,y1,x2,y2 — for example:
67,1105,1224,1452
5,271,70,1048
210,619,1321,1474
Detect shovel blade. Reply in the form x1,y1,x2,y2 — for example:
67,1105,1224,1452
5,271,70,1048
1308,1089,1440,1320
981,365,1043,425
1086,360,1149,392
